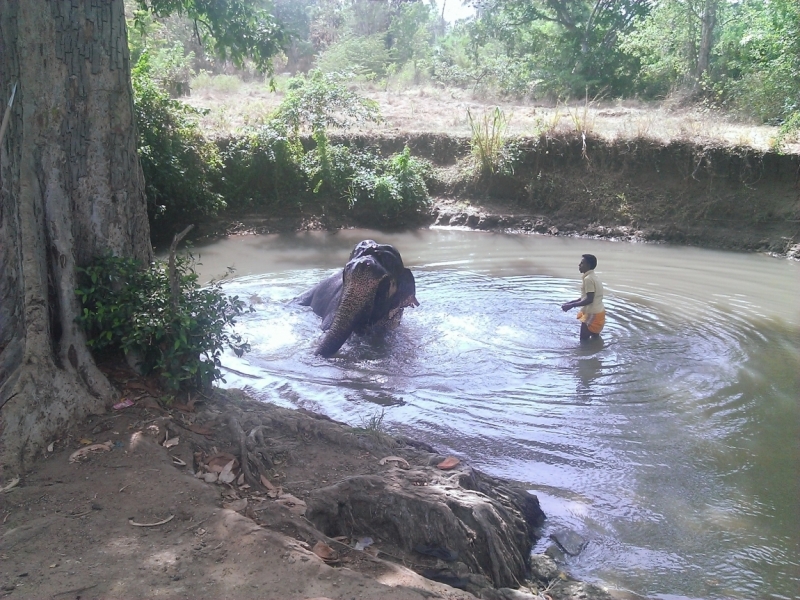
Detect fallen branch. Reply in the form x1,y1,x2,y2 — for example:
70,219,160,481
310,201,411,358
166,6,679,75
128,515,174,527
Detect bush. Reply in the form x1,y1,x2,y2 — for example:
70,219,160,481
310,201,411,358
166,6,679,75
133,52,225,241
315,34,393,79
348,146,432,221
219,122,306,210
76,255,250,392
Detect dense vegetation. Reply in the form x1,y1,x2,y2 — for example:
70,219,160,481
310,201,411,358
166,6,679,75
77,254,251,392
125,0,799,238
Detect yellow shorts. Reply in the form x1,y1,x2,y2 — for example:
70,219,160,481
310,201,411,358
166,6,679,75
577,310,605,334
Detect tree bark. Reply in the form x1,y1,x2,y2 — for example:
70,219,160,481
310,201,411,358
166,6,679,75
696,0,717,85
0,0,151,471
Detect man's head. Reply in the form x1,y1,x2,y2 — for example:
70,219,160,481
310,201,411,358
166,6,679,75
579,254,597,273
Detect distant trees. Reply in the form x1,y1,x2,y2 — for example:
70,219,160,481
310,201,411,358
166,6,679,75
127,0,797,125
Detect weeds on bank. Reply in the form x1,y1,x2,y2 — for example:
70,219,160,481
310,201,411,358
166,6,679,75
468,106,515,178
564,93,597,136
360,409,387,433
533,106,564,137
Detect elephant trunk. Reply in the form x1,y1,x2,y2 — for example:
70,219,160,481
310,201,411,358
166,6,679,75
315,266,383,358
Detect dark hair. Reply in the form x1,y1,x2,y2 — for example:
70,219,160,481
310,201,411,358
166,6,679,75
582,254,597,269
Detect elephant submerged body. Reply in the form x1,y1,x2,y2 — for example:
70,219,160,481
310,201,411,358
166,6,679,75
297,240,419,357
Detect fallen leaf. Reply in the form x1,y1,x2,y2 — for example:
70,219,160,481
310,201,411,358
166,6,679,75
378,455,410,469
69,441,113,463
79,438,93,445
312,541,339,562
171,456,187,466
218,460,236,484
205,453,238,473
236,473,245,486
259,474,277,491
437,456,460,470
203,472,219,483
46,442,55,453
223,498,247,512
163,436,180,449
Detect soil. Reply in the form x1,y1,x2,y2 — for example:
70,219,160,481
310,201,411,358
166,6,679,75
0,362,608,600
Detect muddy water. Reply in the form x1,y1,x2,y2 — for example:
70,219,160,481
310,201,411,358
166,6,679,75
189,229,799,600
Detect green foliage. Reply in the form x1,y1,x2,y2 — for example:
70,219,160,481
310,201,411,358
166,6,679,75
714,0,800,123
219,122,306,209
219,75,429,222
774,112,800,152
76,255,250,391
132,52,225,241
271,70,381,197
135,0,286,73
274,70,382,137
348,146,432,221
315,34,393,79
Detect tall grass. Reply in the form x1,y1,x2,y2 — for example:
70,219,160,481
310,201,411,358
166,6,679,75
467,106,510,177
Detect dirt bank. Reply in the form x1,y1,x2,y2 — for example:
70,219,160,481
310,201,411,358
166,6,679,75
0,362,612,600
195,132,799,259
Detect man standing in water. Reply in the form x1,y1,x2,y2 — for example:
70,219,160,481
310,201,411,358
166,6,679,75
561,254,605,340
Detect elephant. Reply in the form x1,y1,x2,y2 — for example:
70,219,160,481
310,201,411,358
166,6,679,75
297,240,419,357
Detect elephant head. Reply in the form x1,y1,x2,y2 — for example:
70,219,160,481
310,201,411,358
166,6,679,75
297,240,419,357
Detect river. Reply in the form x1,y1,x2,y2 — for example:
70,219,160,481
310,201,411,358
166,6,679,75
187,228,800,600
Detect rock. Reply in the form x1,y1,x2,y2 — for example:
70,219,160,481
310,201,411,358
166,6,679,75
530,553,560,581
306,466,544,588
465,213,480,227
549,528,588,556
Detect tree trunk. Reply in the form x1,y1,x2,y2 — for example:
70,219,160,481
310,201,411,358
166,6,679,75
0,0,151,471
696,0,717,85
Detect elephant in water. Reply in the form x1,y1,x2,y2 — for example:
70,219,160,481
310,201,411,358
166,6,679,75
297,240,419,357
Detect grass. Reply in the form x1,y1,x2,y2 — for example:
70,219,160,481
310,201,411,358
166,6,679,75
179,75,791,152
467,106,511,177
358,408,387,433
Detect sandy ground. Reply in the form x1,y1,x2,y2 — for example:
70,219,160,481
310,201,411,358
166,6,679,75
184,79,797,153
0,364,575,600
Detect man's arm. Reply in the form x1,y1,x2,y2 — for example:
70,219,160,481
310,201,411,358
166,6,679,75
561,292,594,312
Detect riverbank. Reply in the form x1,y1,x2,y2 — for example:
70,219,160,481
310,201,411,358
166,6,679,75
0,362,613,600
173,84,800,259
186,131,799,260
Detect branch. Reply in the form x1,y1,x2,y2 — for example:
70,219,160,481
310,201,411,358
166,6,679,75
168,225,194,310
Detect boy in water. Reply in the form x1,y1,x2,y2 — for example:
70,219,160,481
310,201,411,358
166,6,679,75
561,254,605,340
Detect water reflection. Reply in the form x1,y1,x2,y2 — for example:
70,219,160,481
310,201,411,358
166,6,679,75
187,229,799,600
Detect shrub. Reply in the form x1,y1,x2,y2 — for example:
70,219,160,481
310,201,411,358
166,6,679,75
348,146,432,221
133,52,225,241
314,34,393,79
76,255,250,392
219,122,306,210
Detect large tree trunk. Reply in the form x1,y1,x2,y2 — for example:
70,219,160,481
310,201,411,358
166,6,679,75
0,0,151,471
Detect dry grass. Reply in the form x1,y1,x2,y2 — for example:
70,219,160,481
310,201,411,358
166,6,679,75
184,78,794,152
